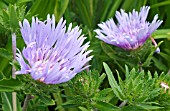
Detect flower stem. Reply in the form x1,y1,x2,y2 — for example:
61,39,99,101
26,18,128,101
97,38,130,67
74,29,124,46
12,33,17,111
119,100,128,108
22,94,32,111
150,36,160,53
139,61,143,72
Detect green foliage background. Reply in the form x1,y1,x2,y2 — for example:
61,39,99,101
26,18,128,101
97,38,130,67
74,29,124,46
0,0,170,111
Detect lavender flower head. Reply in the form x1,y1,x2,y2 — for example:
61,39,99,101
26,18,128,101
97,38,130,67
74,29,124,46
95,6,163,50
16,15,93,84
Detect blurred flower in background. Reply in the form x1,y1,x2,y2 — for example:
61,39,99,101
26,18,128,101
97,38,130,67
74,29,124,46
15,15,93,84
95,6,163,50
161,82,170,92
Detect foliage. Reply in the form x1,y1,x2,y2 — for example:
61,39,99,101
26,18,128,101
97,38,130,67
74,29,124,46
55,70,120,111
104,63,170,111
0,0,170,111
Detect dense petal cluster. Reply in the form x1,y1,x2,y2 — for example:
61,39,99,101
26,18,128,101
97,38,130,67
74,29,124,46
16,15,93,84
95,6,163,50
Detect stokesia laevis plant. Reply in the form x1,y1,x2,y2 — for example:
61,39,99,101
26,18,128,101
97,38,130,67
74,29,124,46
16,14,93,84
95,6,163,50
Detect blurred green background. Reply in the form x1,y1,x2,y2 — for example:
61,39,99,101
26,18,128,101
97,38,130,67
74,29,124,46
1,0,170,111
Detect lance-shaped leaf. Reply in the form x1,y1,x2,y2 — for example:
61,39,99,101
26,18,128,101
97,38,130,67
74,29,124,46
39,95,55,105
0,78,23,92
9,5,18,32
103,62,125,100
0,48,13,60
1,92,22,111
136,103,163,110
152,29,170,39
1,92,13,111
92,101,120,111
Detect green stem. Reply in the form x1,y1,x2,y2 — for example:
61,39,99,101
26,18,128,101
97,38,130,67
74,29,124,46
12,33,17,111
119,100,128,107
22,94,32,111
139,61,143,72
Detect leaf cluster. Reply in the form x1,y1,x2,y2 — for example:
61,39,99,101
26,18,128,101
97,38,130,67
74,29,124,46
104,63,170,111
56,70,120,111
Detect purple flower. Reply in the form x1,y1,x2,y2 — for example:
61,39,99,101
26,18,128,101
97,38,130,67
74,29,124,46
95,6,163,50
16,15,93,84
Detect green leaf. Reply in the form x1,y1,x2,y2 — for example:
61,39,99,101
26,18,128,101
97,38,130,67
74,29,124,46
107,0,122,19
103,62,125,100
129,68,136,77
79,106,89,111
125,65,129,79
3,0,17,4
101,42,126,73
61,104,78,108
121,105,143,111
142,41,163,67
9,5,18,32
93,88,112,101
100,42,118,60
39,95,55,105
151,1,170,8
159,52,170,62
116,70,124,91
136,103,163,110
0,1,7,9
136,96,148,103
1,92,13,111
29,0,56,19
133,82,143,96
100,0,112,21
54,0,69,22
154,71,159,79
149,88,160,99
121,0,135,10
98,73,106,88
2,9,9,21
16,0,33,5
152,29,170,39
97,88,112,96
16,99,22,111
56,100,79,109
0,72,5,80
75,0,93,28
127,79,133,95
147,71,152,80
92,101,120,111
1,92,22,111
0,48,12,60
0,78,23,92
